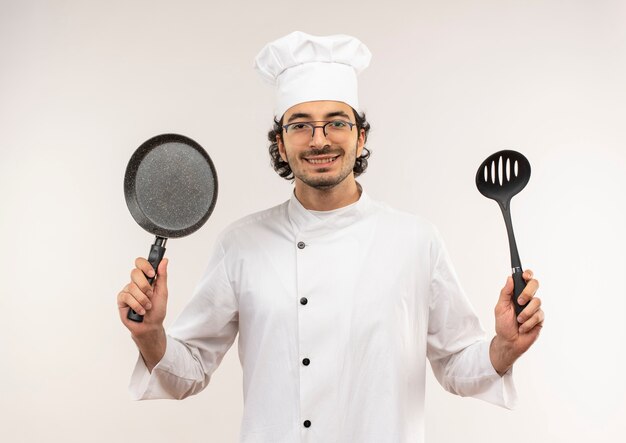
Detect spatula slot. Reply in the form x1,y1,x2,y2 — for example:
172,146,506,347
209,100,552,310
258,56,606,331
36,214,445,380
506,157,511,182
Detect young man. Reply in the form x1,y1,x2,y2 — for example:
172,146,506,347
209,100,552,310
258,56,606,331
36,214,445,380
117,32,544,442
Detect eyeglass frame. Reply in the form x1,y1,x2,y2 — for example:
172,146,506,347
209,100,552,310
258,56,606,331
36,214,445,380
281,120,357,140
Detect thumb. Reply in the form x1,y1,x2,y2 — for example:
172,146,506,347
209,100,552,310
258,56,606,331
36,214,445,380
498,275,514,304
155,258,168,290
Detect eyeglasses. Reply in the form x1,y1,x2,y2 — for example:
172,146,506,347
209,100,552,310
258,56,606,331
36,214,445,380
282,120,356,144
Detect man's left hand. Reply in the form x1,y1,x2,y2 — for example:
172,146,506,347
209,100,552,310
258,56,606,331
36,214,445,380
490,269,544,375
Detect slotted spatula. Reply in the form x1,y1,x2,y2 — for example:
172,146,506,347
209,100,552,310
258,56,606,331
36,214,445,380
476,150,531,318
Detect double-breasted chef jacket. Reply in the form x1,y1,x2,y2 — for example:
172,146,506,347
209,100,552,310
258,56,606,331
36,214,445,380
130,189,517,442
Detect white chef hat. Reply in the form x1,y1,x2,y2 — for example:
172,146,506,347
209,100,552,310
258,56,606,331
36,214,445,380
254,31,372,118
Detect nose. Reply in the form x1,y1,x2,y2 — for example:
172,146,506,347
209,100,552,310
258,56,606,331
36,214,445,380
310,125,330,147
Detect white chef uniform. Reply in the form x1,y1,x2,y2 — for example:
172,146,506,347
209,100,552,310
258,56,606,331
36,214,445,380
129,190,517,442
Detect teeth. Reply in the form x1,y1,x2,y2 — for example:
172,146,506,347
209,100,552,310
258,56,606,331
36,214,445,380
306,157,337,164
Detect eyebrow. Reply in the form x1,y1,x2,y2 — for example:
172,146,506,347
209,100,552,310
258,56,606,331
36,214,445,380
286,112,312,123
325,111,352,120
286,110,353,123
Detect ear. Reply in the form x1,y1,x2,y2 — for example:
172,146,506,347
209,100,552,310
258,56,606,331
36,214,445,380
277,133,288,162
356,128,365,157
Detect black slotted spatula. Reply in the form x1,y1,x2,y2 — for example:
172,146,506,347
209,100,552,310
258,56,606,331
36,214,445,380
476,150,531,318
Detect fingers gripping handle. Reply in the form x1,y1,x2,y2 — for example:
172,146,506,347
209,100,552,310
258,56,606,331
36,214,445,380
127,238,167,323
145,242,166,285
512,267,528,318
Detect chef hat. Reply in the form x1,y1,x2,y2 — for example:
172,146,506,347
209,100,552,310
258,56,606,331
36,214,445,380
254,31,371,118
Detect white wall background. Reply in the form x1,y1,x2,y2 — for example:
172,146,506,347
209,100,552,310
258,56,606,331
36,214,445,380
1,0,625,442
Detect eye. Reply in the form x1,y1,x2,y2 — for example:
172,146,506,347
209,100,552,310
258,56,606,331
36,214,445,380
290,123,309,131
329,120,348,128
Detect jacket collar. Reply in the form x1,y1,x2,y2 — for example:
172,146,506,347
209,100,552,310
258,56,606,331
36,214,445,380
287,184,374,236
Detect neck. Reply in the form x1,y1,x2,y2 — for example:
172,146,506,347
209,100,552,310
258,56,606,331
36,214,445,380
294,176,361,211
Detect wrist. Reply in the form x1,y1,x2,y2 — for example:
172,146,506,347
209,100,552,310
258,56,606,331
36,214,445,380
132,327,167,372
490,335,517,376
131,325,165,343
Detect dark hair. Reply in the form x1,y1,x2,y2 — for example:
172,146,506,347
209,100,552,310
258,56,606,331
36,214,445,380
267,108,371,180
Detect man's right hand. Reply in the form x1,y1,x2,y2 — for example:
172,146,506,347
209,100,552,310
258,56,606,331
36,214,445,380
117,257,169,371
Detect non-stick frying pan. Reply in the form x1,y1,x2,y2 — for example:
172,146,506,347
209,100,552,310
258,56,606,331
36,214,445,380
124,133,218,322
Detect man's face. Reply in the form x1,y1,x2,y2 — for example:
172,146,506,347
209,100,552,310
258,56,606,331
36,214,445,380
277,100,365,190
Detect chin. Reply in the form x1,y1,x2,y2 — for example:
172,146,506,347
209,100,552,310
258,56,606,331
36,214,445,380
300,173,348,189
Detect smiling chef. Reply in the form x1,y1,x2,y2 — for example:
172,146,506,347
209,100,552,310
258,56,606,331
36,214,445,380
117,31,545,442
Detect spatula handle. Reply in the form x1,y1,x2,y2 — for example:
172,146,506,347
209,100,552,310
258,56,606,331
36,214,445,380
512,267,528,318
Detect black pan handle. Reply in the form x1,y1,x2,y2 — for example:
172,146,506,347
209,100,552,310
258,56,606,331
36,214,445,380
127,237,167,323
512,267,528,319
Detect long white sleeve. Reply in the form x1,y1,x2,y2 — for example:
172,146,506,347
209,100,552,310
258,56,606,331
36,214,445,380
426,229,518,409
129,239,239,400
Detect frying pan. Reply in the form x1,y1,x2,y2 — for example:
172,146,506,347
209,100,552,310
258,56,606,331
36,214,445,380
124,133,218,322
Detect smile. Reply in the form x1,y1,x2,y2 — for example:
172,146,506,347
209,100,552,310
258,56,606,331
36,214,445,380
304,155,339,165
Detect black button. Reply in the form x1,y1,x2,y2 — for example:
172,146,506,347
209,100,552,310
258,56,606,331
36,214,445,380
303,420,311,428
300,297,308,305
302,358,310,366
297,241,306,249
